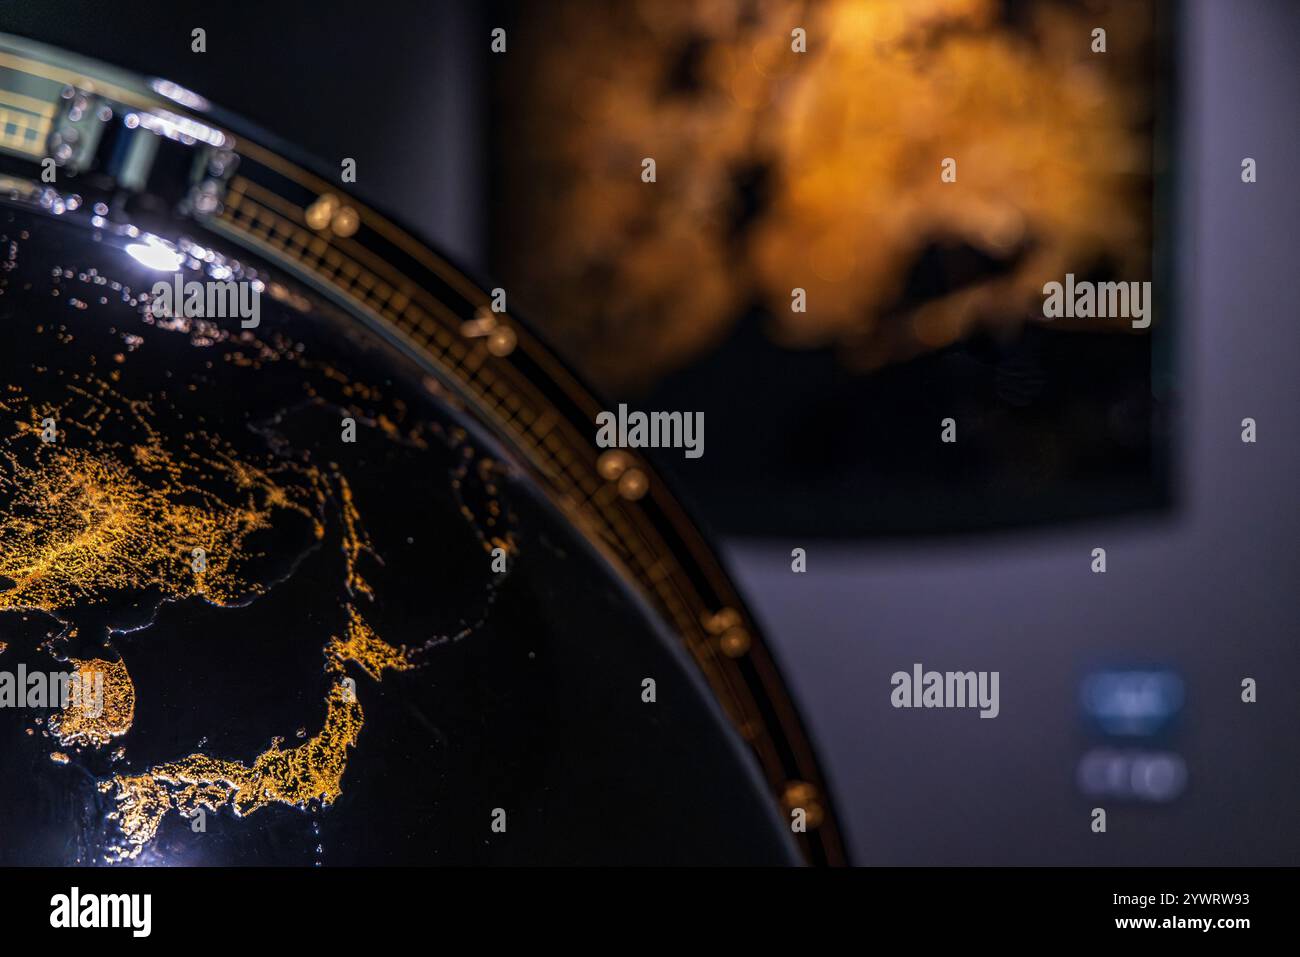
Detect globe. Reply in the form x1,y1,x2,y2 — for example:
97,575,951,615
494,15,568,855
0,34,844,866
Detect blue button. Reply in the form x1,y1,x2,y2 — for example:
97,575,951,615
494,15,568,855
1080,669,1184,736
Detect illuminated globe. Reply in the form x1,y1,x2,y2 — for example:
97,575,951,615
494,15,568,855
0,34,844,865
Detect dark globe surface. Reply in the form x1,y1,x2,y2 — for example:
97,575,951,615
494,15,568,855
0,201,795,865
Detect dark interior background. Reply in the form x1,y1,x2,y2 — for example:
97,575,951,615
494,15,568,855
0,0,1295,865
